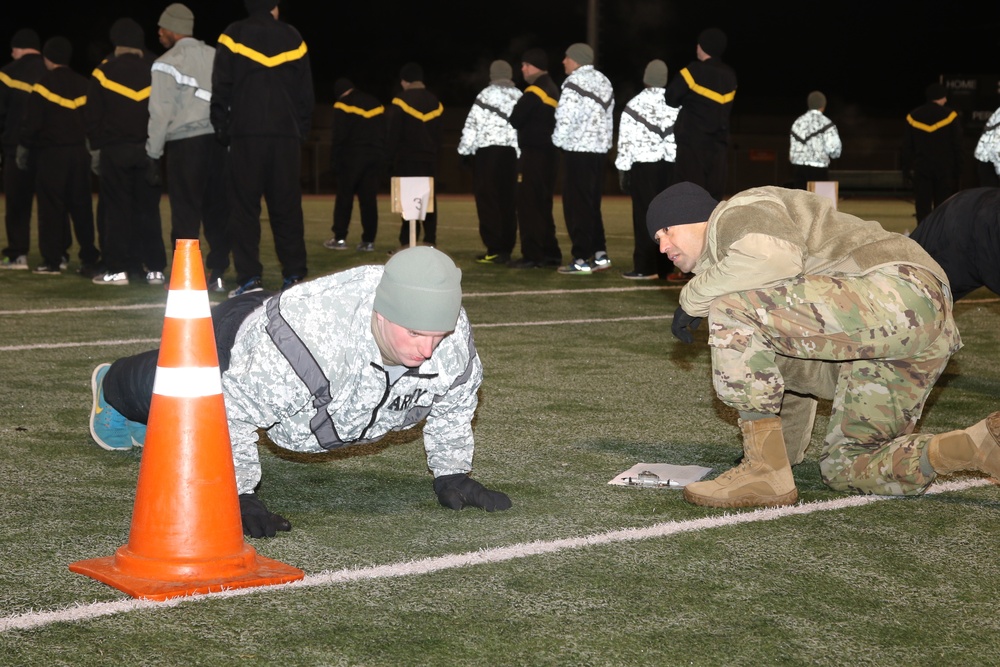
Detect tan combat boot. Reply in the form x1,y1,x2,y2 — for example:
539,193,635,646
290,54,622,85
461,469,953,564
927,411,1000,479
684,417,798,508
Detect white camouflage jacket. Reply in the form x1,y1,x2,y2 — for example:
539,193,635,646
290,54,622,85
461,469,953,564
974,106,1000,176
788,109,842,168
457,80,521,156
614,87,678,170
146,37,216,159
223,267,483,494
552,65,614,153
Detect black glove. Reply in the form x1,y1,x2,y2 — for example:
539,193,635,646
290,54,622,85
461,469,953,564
238,493,291,538
618,169,631,194
144,156,162,187
671,306,703,344
15,145,29,171
433,473,512,512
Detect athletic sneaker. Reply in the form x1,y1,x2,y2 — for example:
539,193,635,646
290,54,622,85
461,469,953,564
476,253,511,265
229,276,262,298
666,271,692,283
59,255,69,270
90,363,132,451
282,275,303,291
622,271,658,280
92,271,129,285
323,238,348,250
0,255,28,270
557,259,593,275
208,276,227,293
592,252,612,272
356,241,375,252
33,264,62,275
126,420,147,448
145,271,166,285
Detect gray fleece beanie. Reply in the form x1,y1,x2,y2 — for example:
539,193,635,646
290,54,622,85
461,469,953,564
489,59,512,82
643,59,668,87
565,43,594,66
159,3,194,35
374,247,463,332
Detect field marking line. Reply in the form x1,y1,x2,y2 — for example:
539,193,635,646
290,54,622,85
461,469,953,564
0,477,989,633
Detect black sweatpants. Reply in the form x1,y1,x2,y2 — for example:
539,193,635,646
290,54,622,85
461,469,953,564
629,160,674,277
99,142,166,274
228,136,307,284
34,144,99,267
332,154,381,244
561,150,607,262
515,147,562,264
104,291,274,423
675,137,728,200
2,144,37,260
472,145,518,256
165,134,231,275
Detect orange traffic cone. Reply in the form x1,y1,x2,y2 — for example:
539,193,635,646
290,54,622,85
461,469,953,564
70,239,304,600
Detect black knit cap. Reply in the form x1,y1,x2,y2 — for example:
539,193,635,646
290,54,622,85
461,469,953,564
11,28,40,50
698,27,727,58
521,47,548,71
42,36,72,66
646,182,718,240
110,18,145,49
245,0,278,14
925,83,947,101
333,77,354,99
400,62,423,83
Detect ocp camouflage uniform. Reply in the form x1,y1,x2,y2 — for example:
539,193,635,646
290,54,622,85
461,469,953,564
681,186,962,496
224,266,482,494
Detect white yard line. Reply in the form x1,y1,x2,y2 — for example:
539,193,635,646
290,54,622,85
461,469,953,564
0,477,989,633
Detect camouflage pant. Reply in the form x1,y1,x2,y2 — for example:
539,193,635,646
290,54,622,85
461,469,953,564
709,265,962,496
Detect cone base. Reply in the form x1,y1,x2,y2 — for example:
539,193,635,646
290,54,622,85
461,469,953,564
69,547,304,601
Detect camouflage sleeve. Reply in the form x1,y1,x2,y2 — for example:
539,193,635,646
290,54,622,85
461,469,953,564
422,341,483,477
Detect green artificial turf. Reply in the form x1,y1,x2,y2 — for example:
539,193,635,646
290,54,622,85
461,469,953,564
1,194,998,666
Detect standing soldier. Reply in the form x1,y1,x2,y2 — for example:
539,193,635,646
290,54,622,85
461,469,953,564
386,62,443,252
324,77,385,253
972,104,1000,188
788,91,842,190
147,3,231,293
0,29,46,270
665,28,737,200
457,59,522,265
901,83,962,224
552,43,615,275
17,37,100,275
615,59,678,280
86,18,167,286
212,0,315,297
508,48,562,269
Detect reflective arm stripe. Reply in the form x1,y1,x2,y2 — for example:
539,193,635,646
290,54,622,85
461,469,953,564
564,81,613,110
392,97,444,121
0,71,34,93
791,121,835,144
152,366,222,397
32,83,86,109
623,106,674,139
473,98,510,121
91,69,150,102
151,62,212,102
679,68,736,104
333,100,385,118
525,85,558,108
164,290,212,319
217,33,308,68
906,110,958,133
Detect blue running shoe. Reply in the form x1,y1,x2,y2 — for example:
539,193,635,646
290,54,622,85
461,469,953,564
89,363,132,450
126,419,147,448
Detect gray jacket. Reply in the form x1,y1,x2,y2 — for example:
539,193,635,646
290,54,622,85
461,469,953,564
146,37,216,159
223,266,483,494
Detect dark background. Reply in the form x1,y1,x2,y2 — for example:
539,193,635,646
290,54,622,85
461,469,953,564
7,0,1000,118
